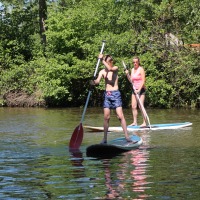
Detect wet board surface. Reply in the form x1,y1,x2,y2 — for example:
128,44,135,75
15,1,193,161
84,122,192,132
86,134,142,158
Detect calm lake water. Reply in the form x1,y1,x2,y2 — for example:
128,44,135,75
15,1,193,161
0,107,200,199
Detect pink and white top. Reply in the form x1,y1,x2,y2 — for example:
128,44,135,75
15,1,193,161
131,67,143,89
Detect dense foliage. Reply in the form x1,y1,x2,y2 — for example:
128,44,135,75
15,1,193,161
0,0,199,108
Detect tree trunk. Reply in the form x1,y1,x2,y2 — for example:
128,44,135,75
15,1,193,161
39,0,47,45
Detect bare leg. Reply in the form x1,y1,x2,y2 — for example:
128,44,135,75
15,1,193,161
116,107,132,142
139,94,146,127
130,94,138,126
101,108,110,143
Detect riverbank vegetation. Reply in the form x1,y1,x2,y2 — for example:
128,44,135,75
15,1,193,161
0,0,199,108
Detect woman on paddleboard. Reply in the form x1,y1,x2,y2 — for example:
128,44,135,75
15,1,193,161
90,54,132,144
125,57,147,127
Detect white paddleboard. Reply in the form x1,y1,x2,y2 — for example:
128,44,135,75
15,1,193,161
84,122,192,132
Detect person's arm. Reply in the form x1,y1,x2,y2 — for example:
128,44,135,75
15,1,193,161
90,70,103,85
98,54,118,71
125,69,132,83
102,60,118,71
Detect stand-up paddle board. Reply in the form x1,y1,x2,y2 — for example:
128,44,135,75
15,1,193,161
84,122,192,132
86,134,142,158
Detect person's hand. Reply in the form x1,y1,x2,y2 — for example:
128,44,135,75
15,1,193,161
98,54,103,60
90,80,95,86
136,89,140,94
125,69,129,75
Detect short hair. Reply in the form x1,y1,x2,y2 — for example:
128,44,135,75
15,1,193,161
104,55,113,62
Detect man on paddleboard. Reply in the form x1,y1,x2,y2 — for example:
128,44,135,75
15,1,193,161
90,54,132,144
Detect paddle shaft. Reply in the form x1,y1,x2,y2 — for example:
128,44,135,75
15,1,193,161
80,40,106,123
122,61,151,128
132,85,151,128
69,41,106,149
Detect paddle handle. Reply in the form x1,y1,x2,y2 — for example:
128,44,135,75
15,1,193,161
122,61,151,128
80,41,106,123
93,40,106,78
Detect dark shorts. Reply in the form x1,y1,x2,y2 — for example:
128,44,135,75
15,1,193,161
103,90,122,109
133,87,146,95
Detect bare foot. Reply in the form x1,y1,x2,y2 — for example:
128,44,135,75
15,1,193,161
140,123,147,127
125,137,138,144
100,139,107,144
129,123,137,126
125,137,132,142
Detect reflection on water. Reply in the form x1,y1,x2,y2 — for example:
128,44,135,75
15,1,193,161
0,107,200,199
102,150,151,200
85,131,152,200
69,149,85,178
103,159,122,199
129,133,151,198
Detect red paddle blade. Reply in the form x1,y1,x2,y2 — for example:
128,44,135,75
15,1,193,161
69,123,83,149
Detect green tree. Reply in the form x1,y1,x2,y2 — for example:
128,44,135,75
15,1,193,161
0,0,199,108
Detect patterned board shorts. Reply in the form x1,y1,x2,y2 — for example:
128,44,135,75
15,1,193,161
103,90,122,109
